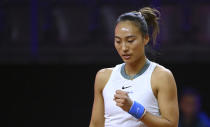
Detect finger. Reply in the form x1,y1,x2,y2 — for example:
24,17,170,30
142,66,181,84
116,102,123,107
124,91,129,96
113,96,121,102
114,94,127,102
123,91,129,96
116,90,128,95
114,94,122,99
114,98,123,103
113,95,119,101
116,90,124,94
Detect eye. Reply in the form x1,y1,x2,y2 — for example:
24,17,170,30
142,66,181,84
115,39,121,44
127,40,134,43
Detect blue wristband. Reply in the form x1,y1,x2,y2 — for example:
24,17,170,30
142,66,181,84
128,101,145,119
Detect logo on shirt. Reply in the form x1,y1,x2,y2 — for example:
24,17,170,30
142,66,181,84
122,86,132,89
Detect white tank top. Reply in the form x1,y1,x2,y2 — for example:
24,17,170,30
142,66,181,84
103,61,160,127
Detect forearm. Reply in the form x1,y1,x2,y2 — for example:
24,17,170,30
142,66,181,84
89,121,104,127
89,115,104,127
140,111,178,127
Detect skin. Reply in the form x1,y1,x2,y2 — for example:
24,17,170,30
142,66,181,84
89,20,179,127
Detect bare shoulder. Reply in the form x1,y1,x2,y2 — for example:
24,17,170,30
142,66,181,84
153,64,174,79
94,68,113,92
152,64,176,91
96,68,113,81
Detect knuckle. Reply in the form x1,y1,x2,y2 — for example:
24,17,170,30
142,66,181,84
116,90,120,93
116,103,121,107
122,96,126,100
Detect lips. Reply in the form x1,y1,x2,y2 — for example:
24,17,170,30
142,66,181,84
122,54,131,60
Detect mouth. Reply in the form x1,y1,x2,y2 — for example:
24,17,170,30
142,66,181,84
122,54,131,60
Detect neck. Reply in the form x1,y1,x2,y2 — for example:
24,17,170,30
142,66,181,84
125,56,147,76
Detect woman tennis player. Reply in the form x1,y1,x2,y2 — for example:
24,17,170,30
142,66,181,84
89,7,179,127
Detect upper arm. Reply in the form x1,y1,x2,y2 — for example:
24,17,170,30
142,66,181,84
152,67,179,126
89,68,112,127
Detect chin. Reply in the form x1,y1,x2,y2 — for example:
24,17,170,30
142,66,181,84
122,59,133,64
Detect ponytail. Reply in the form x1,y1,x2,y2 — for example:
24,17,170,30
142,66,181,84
140,7,160,45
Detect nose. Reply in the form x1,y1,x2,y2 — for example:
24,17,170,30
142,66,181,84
122,42,128,52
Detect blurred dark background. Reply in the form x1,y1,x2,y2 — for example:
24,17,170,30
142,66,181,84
0,0,210,126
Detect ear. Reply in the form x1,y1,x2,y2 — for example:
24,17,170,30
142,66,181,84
143,34,150,46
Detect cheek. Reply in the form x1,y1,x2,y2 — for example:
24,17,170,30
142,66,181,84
133,42,144,52
114,43,120,52
114,43,117,49
114,42,117,48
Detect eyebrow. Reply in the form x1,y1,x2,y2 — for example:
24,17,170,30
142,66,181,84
115,35,136,39
126,36,136,39
114,36,121,39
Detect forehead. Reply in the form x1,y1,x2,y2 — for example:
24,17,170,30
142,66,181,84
115,21,141,37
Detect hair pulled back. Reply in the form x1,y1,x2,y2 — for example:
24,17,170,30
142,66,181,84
116,7,160,45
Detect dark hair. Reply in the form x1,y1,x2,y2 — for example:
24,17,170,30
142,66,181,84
116,7,160,46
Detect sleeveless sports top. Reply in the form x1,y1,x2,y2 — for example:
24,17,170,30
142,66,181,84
103,60,160,127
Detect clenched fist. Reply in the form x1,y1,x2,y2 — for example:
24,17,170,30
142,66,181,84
113,90,133,112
